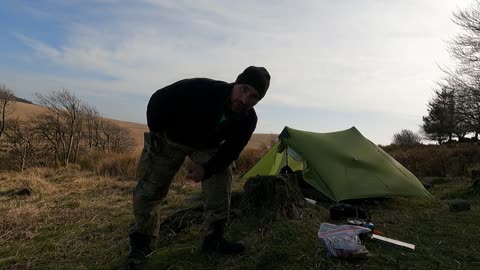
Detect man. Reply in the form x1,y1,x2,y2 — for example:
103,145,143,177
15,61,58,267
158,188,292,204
127,66,271,269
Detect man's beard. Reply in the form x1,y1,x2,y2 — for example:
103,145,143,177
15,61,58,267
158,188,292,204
231,101,247,113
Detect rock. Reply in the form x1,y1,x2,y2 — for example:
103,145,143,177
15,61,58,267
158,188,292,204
447,199,471,212
15,188,31,196
471,179,480,193
0,188,32,197
471,170,480,180
423,183,433,189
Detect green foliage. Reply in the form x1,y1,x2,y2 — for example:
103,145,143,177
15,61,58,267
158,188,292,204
422,88,457,144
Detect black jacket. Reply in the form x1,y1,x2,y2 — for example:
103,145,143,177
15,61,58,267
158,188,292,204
147,78,257,178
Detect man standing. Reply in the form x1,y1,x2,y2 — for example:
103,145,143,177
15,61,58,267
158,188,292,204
127,66,271,269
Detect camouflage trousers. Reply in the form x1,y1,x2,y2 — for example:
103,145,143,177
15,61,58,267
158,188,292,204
130,132,232,238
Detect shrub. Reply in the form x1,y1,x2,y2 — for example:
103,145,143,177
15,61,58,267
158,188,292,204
384,144,480,177
78,151,139,180
235,148,269,177
392,129,422,145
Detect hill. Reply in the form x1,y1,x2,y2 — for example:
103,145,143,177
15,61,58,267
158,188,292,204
9,102,276,150
13,96,33,104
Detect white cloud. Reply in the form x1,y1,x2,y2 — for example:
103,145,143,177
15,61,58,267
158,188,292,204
4,0,471,143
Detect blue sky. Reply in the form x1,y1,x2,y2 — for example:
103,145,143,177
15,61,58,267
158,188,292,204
0,0,469,145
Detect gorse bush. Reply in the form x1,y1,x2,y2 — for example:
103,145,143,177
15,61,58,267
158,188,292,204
383,144,480,177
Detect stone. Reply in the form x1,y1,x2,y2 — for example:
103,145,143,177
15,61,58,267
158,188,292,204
447,199,471,212
471,179,480,192
471,170,480,180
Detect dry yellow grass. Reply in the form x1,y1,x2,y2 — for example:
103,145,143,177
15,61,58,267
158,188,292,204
0,167,137,268
0,166,218,269
3,164,480,269
9,102,47,121
78,150,142,181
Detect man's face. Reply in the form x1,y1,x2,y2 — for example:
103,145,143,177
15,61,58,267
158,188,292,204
230,84,260,113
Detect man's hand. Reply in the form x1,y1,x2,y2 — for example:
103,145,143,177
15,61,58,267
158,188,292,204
185,162,205,183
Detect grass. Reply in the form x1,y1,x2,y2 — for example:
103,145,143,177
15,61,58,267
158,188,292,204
1,167,479,270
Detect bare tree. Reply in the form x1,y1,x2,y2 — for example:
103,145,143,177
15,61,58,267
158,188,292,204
109,123,135,152
0,84,16,140
36,89,84,166
5,119,36,171
450,0,480,72
31,113,65,165
392,129,422,146
82,104,100,151
98,119,135,152
31,90,136,166
424,1,480,142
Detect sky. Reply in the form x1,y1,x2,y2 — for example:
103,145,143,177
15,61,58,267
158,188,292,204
0,0,471,145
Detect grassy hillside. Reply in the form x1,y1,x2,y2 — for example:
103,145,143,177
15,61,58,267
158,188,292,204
1,167,479,270
9,102,276,151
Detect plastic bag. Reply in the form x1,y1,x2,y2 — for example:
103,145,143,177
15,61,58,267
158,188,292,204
318,223,371,258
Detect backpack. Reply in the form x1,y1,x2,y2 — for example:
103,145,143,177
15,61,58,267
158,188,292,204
329,203,370,221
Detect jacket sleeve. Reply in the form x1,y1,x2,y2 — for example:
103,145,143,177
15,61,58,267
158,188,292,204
202,112,257,179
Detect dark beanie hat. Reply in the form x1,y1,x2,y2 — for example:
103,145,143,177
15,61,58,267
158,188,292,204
235,66,271,99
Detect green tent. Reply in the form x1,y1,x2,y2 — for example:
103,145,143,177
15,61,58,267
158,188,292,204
243,126,431,202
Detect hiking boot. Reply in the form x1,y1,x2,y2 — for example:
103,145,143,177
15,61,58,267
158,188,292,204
201,220,245,255
125,232,154,270
216,238,245,254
